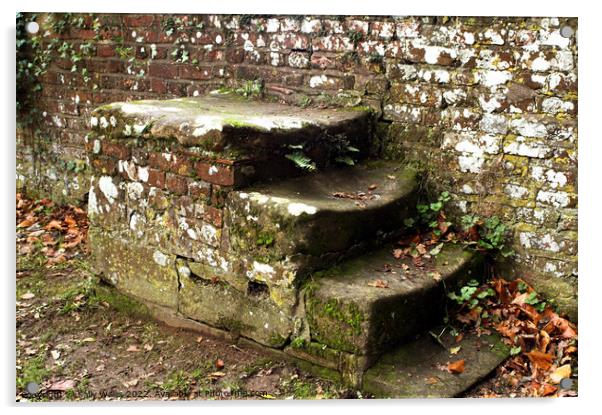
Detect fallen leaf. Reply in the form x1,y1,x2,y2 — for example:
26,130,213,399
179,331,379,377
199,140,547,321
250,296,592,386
425,376,439,385
429,243,444,256
123,378,139,388
64,215,77,228
126,345,140,352
416,244,427,255
144,343,153,351
429,271,442,282
20,292,35,300
208,371,225,379
51,350,61,360
216,359,225,369
368,279,389,288
542,383,558,396
44,220,63,231
526,350,554,371
447,359,465,374
62,234,83,249
81,337,95,343
549,364,571,384
392,249,404,259
196,336,204,343
449,346,462,355
368,184,378,191
49,379,76,391
17,218,36,228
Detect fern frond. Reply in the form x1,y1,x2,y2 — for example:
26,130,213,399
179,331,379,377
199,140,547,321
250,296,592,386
285,152,316,172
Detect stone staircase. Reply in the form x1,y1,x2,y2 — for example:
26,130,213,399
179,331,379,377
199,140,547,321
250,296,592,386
86,94,509,398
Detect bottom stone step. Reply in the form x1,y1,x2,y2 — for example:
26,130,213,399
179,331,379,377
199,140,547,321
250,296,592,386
362,329,510,398
304,243,483,360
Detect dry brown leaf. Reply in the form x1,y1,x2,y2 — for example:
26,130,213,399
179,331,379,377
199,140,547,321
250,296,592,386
64,215,77,228
447,359,465,374
549,364,571,384
525,350,554,371
368,279,389,288
48,379,76,391
216,358,225,369
429,271,442,281
541,383,558,396
44,220,63,231
425,376,439,385
126,345,140,352
20,292,35,300
17,218,36,228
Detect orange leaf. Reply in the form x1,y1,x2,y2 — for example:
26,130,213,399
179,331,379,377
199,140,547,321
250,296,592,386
368,279,389,289
44,220,63,231
17,218,36,228
447,359,465,374
542,383,558,396
64,215,77,228
526,350,554,371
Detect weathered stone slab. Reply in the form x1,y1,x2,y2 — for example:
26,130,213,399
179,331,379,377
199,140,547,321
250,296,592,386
177,264,294,348
91,94,371,151
363,329,510,398
227,161,417,266
89,229,179,308
305,243,483,357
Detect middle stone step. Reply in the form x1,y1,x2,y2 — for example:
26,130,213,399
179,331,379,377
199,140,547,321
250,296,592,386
222,161,418,309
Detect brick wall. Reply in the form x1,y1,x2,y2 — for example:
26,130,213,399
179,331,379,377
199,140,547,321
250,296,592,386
16,14,578,318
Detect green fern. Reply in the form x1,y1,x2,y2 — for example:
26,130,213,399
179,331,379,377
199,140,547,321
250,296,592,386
285,152,316,172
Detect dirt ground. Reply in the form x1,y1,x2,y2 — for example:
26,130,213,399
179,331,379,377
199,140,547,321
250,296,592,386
16,251,358,401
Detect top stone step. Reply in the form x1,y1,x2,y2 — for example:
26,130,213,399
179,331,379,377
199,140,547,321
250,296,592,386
91,94,372,152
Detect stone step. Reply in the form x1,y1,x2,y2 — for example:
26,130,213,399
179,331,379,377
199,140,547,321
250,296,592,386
362,328,509,398
302,243,483,363
91,94,372,186
225,162,418,298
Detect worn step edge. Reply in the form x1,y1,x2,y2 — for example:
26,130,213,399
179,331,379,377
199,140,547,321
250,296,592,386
305,243,484,358
362,328,510,398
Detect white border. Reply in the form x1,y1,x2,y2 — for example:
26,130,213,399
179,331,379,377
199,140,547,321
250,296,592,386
2,1,598,415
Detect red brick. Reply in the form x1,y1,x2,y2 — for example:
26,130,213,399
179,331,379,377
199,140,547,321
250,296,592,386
147,168,166,189
102,142,131,160
87,59,123,73
149,62,179,79
195,162,235,186
70,28,96,40
225,48,245,64
203,205,223,228
180,65,213,81
166,81,188,96
148,152,172,171
92,157,117,175
170,154,195,176
96,43,116,57
189,181,211,199
123,15,155,27
150,78,167,94
165,173,189,195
